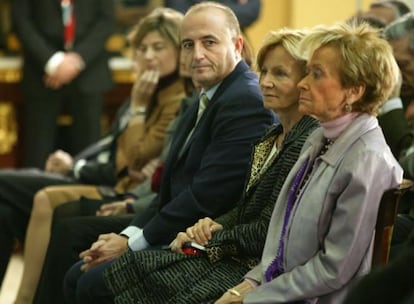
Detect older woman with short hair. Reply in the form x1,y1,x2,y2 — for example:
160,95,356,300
216,21,403,304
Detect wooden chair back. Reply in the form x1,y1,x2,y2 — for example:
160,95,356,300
372,179,414,267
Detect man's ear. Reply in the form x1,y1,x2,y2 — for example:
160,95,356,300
234,36,243,57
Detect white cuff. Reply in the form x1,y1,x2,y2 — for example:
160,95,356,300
379,97,403,116
45,51,65,75
121,226,150,251
72,159,86,179
121,226,141,238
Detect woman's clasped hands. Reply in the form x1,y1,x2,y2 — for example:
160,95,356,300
169,217,223,253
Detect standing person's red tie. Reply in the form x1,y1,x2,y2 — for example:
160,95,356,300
61,0,75,50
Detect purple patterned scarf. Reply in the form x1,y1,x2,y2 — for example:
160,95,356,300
264,157,310,282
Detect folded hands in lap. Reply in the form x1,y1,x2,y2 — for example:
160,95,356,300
79,233,128,272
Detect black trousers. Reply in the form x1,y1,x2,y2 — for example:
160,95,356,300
34,199,133,304
64,259,115,304
22,85,103,168
0,169,74,286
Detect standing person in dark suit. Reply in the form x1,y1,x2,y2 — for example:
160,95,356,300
63,2,274,303
11,0,115,168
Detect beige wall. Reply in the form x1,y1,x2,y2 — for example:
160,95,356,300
245,0,375,54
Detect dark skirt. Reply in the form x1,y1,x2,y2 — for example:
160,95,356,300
104,249,251,304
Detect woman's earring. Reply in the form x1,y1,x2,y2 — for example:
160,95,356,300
344,103,352,112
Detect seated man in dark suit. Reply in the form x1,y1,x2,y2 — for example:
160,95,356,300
383,12,414,258
61,2,274,303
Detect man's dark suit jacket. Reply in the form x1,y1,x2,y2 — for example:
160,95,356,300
131,61,275,245
11,0,114,94
378,108,413,159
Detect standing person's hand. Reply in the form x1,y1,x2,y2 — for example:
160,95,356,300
44,52,84,89
44,149,73,174
79,233,129,271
